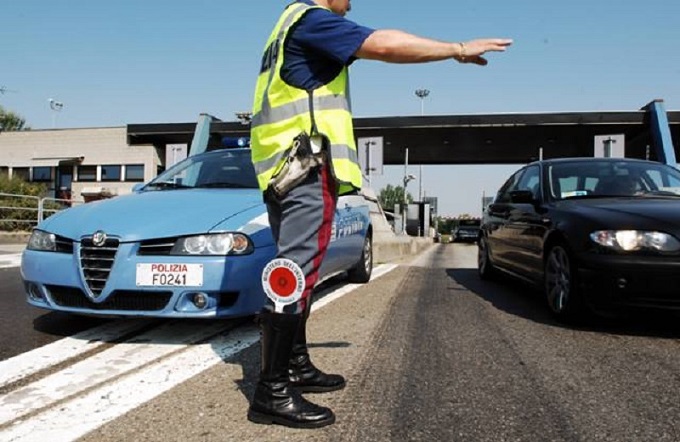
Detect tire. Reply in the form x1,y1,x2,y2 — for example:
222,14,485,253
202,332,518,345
477,236,497,280
544,244,584,322
347,233,373,283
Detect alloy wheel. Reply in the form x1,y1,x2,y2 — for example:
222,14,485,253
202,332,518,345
363,236,372,274
545,246,572,313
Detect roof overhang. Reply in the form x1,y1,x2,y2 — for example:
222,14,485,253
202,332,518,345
127,110,680,165
28,156,85,167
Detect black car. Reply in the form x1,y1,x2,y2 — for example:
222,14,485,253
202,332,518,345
451,219,481,243
478,157,680,320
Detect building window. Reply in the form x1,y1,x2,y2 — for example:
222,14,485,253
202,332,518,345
101,165,122,182
32,166,53,182
12,167,30,181
0,167,8,177
125,164,144,182
78,165,97,182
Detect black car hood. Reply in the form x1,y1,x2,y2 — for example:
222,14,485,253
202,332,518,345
559,197,680,233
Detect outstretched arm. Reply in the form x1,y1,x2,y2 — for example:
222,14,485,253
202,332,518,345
355,30,512,65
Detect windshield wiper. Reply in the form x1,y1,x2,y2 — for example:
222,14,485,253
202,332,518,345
145,181,192,190
197,182,254,189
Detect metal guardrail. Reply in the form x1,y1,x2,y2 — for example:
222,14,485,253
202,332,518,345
0,192,76,230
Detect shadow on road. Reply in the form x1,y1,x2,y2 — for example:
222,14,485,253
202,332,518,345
32,312,112,337
446,268,680,339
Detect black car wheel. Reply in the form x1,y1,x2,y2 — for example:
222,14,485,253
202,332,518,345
477,236,497,280
347,233,373,283
544,244,583,321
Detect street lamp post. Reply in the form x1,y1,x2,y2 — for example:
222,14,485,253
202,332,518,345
415,88,430,116
48,98,64,128
415,89,430,236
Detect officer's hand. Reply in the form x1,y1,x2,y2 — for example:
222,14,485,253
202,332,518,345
454,38,513,65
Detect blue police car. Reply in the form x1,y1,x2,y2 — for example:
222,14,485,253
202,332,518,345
21,148,373,318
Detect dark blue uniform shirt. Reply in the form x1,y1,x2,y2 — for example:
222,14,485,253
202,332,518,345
282,0,375,91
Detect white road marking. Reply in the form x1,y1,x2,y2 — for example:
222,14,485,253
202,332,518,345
1,326,260,442
0,319,153,389
0,264,398,442
0,320,230,425
0,253,22,269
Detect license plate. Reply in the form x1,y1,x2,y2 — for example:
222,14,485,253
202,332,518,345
136,263,203,287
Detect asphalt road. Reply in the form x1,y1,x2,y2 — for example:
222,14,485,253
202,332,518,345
0,267,111,361
2,244,680,441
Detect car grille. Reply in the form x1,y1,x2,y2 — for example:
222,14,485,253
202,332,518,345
79,237,119,297
46,285,172,311
138,238,176,256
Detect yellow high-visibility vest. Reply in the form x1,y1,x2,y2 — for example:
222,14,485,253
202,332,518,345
250,2,362,194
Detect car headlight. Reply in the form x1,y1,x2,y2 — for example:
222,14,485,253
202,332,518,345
27,229,57,252
590,230,680,252
171,233,253,256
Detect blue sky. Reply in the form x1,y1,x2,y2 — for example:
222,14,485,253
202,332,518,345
2,0,680,216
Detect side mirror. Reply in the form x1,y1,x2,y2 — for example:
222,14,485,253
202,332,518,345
509,189,536,204
131,183,145,193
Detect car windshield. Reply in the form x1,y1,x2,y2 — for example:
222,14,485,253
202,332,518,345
548,160,680,200
458,219,481,228
145,149,259,190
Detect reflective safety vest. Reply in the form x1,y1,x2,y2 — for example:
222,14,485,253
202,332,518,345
250,2,362,194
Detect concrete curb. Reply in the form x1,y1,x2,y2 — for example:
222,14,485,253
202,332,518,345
374,234,433,264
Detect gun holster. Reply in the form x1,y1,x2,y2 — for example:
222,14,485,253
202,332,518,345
268,133,326,198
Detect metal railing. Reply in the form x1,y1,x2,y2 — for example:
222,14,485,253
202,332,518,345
0,192,76,231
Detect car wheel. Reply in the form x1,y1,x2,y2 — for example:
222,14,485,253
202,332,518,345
477,236,497,280
347,233,373,283
544,244,583,321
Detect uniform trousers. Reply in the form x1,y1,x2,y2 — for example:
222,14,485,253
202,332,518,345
264,161,338,314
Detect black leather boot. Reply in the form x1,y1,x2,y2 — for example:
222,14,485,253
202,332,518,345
289,303,346,393
247,311,335,428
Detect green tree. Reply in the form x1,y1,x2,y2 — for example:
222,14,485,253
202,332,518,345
377,184,413,213
0,105,29,131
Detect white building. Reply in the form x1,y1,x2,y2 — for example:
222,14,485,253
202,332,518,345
0,127,168,203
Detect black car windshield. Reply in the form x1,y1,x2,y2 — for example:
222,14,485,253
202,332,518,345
458,219,481,227
145,149,259,190
548,160,680,200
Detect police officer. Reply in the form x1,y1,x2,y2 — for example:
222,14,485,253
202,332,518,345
248,0,512,429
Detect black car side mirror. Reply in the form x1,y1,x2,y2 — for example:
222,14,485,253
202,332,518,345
509,189,536,204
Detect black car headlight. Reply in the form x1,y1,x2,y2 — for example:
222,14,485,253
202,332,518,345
27,229,57,252
590,230,680,252
171,233,253,256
